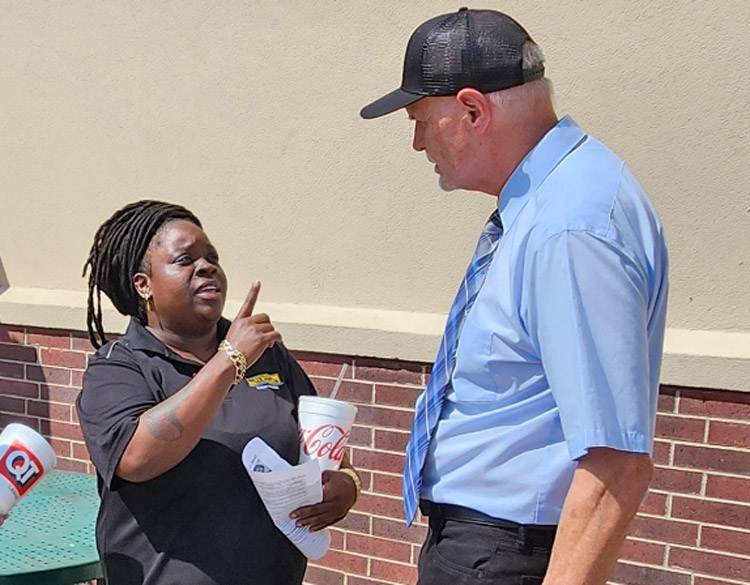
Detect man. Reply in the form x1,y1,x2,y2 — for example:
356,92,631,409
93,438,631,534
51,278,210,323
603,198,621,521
361,8,668,585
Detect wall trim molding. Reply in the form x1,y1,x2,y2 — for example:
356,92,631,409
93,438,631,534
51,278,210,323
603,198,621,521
1,286,748,392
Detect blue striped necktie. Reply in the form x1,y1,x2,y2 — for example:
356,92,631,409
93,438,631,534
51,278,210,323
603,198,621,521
402,210,504,525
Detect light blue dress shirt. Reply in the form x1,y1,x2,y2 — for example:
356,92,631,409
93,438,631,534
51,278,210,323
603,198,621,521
421,116,669,525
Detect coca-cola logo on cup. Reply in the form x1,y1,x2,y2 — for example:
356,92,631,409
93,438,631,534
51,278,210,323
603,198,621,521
298,424,349,465
0,440,44,496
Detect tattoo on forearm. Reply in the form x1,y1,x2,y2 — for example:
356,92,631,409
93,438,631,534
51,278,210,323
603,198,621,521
144,399,186,442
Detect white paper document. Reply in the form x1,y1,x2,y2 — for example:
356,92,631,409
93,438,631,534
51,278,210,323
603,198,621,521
241,437,331,560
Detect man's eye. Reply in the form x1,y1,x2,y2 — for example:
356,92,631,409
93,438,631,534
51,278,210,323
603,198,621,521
176,255,193,265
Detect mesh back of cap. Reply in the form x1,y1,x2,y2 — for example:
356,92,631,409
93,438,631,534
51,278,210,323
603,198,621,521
413,9,531,96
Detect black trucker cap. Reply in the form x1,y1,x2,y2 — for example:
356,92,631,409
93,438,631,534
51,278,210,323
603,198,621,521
360,7,544,119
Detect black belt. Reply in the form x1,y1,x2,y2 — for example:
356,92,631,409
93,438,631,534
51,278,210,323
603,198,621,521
420,501,557,535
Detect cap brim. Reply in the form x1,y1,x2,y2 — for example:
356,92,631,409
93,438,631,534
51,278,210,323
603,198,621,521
360,88,424,119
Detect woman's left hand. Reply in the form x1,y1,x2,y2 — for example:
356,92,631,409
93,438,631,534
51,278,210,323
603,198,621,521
290,469,358,532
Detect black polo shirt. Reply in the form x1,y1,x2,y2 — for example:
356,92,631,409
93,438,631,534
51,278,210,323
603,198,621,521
77,317,316,585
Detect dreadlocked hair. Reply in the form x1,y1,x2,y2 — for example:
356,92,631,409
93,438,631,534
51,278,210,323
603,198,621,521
83,200,202,349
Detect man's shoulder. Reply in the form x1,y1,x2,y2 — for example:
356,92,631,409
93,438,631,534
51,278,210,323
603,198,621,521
527,137,649,242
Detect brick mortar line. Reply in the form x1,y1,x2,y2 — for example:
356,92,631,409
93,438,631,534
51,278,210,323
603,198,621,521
661,412,750,424
689,571,750,585
667,543,750,561
311,548,412,566
615,559,693,574
27,416,77,424
341,533,411,545
353,447,408,458
628,534,750,564
0,356,39,365
0,378,79,388
311,373,426,389
626,535,689,546
371,380,427,389
663,492,750,507
348,509,427,529
667,391,679,414
367,470,403,477
621,537,672,568
336,549,413,565
636,512,750,534
650,467,750,481
0,378,78,389
655,438,750,453
635,511,686,521
311,566,409,585
0,375,39,383
22,398,78,407
365,427,411,434
358,489,402,500
657,412,736,423
688,520,750,535
349,404,419,413
0,357,88,367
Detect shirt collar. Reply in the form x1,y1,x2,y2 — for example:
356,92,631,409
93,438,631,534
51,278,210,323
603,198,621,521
122,316,231,362
498,116,587,231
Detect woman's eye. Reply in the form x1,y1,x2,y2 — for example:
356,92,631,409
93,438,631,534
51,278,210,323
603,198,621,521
176,255,193,265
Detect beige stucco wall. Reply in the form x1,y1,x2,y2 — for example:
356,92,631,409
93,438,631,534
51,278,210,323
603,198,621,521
1,1,748,388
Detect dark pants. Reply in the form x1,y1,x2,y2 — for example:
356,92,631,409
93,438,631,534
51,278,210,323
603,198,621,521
417,502,556,585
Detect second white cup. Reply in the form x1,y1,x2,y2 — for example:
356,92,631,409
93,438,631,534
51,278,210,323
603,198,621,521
0,423,57,515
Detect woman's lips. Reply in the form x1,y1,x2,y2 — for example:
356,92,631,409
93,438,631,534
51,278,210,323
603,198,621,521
195,284,222,299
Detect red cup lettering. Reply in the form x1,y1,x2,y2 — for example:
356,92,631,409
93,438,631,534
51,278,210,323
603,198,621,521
0,441,44,496
299,424,349,465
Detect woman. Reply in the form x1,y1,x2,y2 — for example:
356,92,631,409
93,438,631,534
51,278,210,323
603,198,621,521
77,200,359,585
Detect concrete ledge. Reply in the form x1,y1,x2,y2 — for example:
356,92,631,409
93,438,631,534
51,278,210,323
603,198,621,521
1,287,748,392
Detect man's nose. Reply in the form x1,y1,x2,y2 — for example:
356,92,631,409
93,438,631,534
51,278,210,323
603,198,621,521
412,125,424,152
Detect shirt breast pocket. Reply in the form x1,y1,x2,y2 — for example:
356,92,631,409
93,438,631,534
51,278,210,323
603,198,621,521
451,330,504,403
452,329,542,404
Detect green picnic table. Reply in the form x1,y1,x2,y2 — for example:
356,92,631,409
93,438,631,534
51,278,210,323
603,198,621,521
0,469,103,584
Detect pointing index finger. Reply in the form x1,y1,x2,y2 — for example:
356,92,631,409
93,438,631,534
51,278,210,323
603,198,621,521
238,281,261,318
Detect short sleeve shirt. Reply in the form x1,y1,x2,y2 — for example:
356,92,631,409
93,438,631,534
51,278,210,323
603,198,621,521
422,117,669,524
77,317,316,585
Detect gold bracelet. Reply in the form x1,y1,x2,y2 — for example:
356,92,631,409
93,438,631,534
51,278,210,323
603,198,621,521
339,467,362,504
218,339,247,384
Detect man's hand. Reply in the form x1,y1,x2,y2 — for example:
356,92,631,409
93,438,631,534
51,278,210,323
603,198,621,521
290,470,358,532
543,447,653,585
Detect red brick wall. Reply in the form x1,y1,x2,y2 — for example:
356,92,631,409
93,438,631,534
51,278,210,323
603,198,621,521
1,323,749,585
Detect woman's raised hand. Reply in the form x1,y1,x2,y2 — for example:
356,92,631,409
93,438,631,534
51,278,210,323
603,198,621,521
225,282,282,367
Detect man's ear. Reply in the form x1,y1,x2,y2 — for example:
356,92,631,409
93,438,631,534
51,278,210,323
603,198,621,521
133,273,150,299
456,88,491,132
